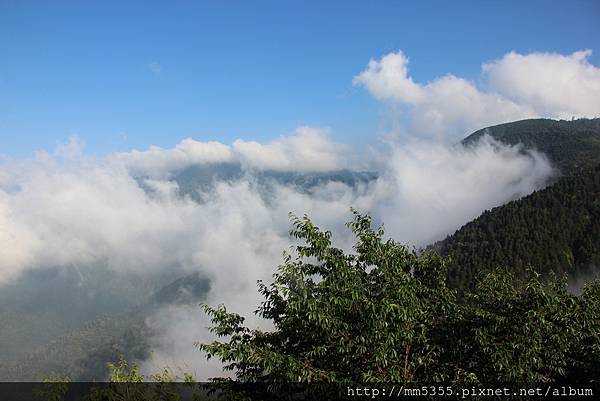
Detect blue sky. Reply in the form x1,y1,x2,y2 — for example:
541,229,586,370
1,0,599,156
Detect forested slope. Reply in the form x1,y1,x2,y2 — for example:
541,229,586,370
0,311,151,381
463,118,600,175
436,165,600,290
0,273,209,381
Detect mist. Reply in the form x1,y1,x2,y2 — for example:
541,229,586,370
0,128,553,379
11,45,600,379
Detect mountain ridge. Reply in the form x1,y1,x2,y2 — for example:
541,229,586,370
434,118,600,290
462,117,600,175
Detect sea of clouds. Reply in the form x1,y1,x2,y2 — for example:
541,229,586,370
0,49,598,379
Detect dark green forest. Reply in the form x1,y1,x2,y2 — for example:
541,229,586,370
436,164,600,291
436,118,600,291
463,118,600,175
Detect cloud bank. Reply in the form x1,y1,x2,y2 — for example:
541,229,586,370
0,132,553,378
354,50,600,140
5,48,594,379
112,126,350,178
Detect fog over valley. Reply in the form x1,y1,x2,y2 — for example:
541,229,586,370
0,127,556,378
0,47,598,380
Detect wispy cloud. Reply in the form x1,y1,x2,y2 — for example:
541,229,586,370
54,135,85,160
147,61,162,74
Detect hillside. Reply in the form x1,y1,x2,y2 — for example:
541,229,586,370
436,165,600,291
0,273,210,381
0,266,157,363
463,118,600,175
0,311,152,381
436,118,600,290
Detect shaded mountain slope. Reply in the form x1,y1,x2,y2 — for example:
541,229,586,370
0,273,210,381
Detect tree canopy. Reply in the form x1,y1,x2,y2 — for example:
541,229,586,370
199,211,600,387
38,211,600,401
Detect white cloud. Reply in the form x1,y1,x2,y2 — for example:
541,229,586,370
352,51,425,103
483,50,600,118
112,139,235,177
370,136,553,245
0,133,554,379
54,135,85,160
111,127,350,177
0,161,198,284
233,126,348,172
354,50,600,140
